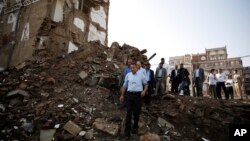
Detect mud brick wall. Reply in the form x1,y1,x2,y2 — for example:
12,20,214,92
0,0,109,68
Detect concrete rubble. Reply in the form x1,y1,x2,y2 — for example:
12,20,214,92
92,118,119,136
0,0,250,141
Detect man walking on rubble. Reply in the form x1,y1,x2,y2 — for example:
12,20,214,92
178,63,190,95
159,58,171,93
120,63,148,139
145,63,154,106
154,62,167,96
119,58,133,109
170,64,179,94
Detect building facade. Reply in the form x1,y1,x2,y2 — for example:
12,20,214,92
0,0,110,70
243,67,250,96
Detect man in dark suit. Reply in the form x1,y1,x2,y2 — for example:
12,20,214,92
178,63,190,95
193,64,205,97
170,65,179,94
145,63,154,105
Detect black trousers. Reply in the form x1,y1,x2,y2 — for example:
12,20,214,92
171,78,179,93
144,82,153,105
195,77,203,97
216,82,228,99
125,92,142,135
226,86,234,99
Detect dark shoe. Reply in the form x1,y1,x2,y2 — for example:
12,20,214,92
131,128,138,134
124,132,130,138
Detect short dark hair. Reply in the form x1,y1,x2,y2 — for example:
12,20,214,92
161,58,165,60
130,63,136,66
210,69,215,73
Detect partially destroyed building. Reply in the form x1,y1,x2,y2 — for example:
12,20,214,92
0,0,109,70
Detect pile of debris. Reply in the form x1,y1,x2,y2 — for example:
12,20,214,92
0,41,149,141
0,41,250,141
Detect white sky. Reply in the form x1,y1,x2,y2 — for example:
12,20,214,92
108,0,250,67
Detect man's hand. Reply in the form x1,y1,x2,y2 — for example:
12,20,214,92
141,91,146,97
120,95,124,102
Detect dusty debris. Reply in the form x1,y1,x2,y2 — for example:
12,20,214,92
92,118,119,136
79,131,86,136
79,71,88,80
15,62,26,70
84,129,94,140
40,129,56,141
157,117,174,129
63,120,82,136
140,132,161,141
46,77,56,84
202,137,210,141
54,124,60,129
19,82,27,90
6,89,30,97
22,122,34,133
0,104,5,112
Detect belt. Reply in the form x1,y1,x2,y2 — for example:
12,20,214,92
127,91,141,94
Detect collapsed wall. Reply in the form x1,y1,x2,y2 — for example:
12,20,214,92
0,0,109,69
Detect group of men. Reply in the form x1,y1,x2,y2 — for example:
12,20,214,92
118,58,191,139
118,57,244,139
207,68,243,100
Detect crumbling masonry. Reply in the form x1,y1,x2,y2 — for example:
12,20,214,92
0,0,109,70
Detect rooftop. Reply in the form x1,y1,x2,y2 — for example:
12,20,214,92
205,46,227,51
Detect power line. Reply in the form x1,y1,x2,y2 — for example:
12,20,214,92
241,55,250,58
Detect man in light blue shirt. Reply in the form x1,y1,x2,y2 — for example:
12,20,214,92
120,63,148,138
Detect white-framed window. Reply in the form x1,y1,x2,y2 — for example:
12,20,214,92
210,56,216,60
231,61,235,66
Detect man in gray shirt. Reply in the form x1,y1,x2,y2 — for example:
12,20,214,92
120,63,148,138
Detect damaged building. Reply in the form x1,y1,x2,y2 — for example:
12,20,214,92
0,0,110,71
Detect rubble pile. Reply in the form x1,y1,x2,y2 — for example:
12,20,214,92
0,41,148,140
0,41,250,141
144,95,250,141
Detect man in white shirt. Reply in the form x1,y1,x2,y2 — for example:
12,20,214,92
208,69,217,99
216,69,228,99
225,75,234,99
192,64,205,97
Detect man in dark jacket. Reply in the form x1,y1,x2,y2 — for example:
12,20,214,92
170,65,179,94
145,63,154,105
178,63,190,95
154,62,167,96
